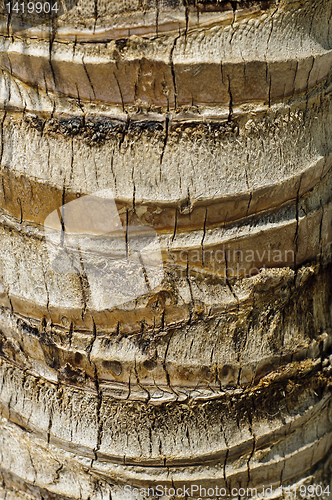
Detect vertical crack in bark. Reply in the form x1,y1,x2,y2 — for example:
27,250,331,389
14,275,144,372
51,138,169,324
244,165,252,216
266,5,278,57
186,253,195,310
92,363,102,465
292,60,299,95
171,208,178,242
59,184,66,248
48,25,57,90
26,447,37,485
246,403,256,487
293,174,303,283
69,137,74,185
87,317,97,364
41,258,51,319
134,59,142,104
0,2,331,496
160,308,166,332
201,207,208,266
110,148,117,194
265,5,279,106
125,209,129,259
306,57,315,93
156,0,159,36
279,435,287,486
47,404,54,445
221,423,229,486
268,72,272,107
162,331,178,399
224,249,238,305
160,115,169,181
5,2,12,37
134,358,151,403
93,0,98,33
246,191,252,216
54,463,63,483
229,2,237,45
132,161,136,213
119,115,129,150
138,253,152,292
82,55,96,101
170,35,181,109
220,60,224,86
227,75,233,123
114,73,125,113
6,54,13,102
76,246,90,320
0,111,7,170
183,2,190,40
67,321,74,350
318,199,324,265
14,79,24,112
17,197,22,224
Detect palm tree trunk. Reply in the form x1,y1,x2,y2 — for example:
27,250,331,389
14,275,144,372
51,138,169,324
0,0,331,498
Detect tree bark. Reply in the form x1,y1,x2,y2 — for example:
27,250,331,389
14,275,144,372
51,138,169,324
0,0,331,498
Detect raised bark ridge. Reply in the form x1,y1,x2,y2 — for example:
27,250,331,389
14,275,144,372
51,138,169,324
0,1,331,499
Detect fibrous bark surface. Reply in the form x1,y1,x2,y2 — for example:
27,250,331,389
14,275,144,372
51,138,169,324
0,0,331,499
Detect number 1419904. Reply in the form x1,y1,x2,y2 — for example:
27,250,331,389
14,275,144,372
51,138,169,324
5,2,59,13
283,484,330,497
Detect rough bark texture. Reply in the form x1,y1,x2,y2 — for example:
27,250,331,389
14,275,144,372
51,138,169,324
0,0,331,499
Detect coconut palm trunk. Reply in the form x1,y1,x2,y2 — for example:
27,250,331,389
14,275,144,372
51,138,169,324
0,0,331,499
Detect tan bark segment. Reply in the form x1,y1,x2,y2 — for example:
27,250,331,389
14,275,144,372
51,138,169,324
0,0,331,499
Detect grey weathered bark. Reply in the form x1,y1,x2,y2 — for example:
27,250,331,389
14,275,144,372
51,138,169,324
0,0,331,498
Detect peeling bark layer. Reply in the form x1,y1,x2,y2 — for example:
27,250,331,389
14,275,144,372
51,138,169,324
0,0,331,499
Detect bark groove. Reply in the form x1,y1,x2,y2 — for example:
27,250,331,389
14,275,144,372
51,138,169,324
0,0,331,498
